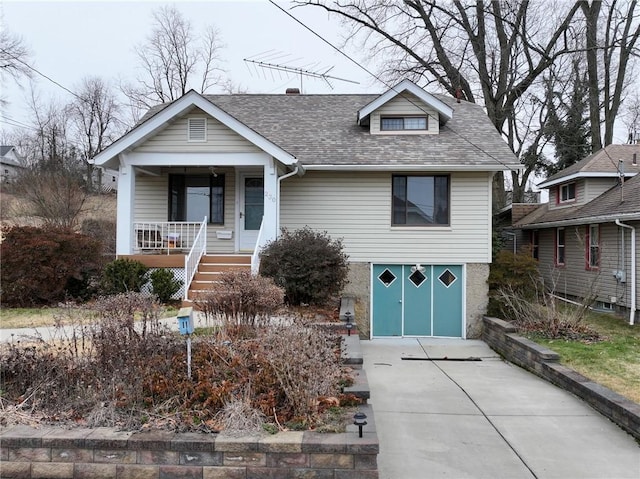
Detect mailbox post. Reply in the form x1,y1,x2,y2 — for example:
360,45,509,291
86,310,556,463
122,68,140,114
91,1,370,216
177,307,194,378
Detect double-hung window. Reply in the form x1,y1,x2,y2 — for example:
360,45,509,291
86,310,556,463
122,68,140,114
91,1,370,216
559,183,576,203
392,175,449,226
169,174,225,224
531,230,539,260
587,224,599,269
556,227,565,266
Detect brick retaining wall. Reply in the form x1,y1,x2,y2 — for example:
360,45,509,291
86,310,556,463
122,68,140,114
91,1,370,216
0,334,378,479
482,316,640,440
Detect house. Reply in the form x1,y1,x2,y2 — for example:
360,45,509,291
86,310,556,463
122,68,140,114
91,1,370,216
515,144,640,325
0,146,25,183
91,80,521,339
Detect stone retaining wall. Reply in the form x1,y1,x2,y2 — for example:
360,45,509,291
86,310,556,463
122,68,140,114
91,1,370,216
482,316,640,440
0,334,378,479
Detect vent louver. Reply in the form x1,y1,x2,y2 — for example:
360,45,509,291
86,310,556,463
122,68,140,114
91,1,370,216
188,118,206,141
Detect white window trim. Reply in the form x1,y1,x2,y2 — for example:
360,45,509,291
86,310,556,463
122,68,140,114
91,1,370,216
188,117,207,142
588,224,599,269
556,227,566,266
559,182,576,203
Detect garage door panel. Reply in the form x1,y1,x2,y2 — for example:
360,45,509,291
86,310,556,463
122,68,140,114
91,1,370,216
372,265,403,336
404,266,432,336
432,265,463,337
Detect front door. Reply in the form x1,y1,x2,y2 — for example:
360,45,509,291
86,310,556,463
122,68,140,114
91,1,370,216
239,175,264,251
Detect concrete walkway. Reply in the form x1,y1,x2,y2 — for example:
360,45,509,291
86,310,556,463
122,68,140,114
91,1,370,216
362,338,640,479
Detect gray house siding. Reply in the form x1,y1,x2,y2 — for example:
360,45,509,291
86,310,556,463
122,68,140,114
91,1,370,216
535,222,638,312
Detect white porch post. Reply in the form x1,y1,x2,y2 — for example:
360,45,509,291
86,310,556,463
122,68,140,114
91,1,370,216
116,158,136,255
262,158,278,245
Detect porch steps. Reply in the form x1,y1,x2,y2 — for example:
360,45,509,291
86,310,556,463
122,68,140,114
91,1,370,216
183,254,251,308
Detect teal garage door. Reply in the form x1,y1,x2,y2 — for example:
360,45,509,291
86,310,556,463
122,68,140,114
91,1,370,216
372,264,463,338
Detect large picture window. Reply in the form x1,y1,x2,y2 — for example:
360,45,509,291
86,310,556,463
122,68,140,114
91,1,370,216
392,175,449,226
169,174,225,224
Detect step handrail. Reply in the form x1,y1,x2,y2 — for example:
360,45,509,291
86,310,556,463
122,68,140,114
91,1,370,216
184,217,207,300
251,217,265,275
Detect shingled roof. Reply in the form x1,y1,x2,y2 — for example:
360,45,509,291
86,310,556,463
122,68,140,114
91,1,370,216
134,91,519,170
516,173,640,228
539,144,640,188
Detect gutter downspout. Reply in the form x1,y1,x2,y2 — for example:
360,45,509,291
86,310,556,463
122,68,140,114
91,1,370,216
276,166,300,236
616,219,636,325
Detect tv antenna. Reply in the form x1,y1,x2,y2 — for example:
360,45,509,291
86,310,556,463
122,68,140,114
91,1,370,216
244,50,359,91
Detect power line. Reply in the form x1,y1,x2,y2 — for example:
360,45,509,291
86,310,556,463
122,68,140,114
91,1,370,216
268,0,519,174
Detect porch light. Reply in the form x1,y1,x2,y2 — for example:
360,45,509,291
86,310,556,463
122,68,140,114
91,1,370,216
344,311,353,336
353,412,367,438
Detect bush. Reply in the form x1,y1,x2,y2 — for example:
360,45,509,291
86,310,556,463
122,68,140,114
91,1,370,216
101,258,149,294
195,270,284,330
487,248,541,318
259,227,349,305
150,268,183,303
0,226,104,306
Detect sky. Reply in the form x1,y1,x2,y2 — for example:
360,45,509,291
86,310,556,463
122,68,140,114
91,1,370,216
1,0,379,130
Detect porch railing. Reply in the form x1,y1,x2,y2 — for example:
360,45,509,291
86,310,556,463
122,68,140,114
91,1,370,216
184,217,208,301
133,222,203,254
251,218,266,275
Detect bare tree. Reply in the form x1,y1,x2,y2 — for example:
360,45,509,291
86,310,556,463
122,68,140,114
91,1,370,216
69,77,122,191
621,88,640,143
122,5,224,119
0,29,32,105
0,29,32,82
295,1,582,205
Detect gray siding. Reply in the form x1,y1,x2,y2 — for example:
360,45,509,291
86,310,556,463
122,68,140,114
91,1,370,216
280,170,492,264
548,179,587,210
583,178,618,203
535,221,639,313
133,108,260,153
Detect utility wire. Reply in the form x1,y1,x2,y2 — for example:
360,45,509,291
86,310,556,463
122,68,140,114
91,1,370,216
268,0,519,173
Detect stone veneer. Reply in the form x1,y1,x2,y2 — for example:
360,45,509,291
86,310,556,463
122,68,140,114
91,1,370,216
0,334,378,479
482,316,640,440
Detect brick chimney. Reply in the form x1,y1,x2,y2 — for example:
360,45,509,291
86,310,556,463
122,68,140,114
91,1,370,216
285,88,300,95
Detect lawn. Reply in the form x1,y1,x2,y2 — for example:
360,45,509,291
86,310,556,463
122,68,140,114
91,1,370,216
528,311,640,404
0,305,179,329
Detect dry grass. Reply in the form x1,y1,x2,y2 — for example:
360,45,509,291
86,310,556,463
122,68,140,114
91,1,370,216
0,305,179,329
0,191,116,228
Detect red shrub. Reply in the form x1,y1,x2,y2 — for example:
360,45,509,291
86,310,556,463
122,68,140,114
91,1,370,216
0,225,104,306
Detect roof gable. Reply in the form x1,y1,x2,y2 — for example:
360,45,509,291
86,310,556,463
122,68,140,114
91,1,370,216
357,79,454,125
92,91,298,169
538,144,640,188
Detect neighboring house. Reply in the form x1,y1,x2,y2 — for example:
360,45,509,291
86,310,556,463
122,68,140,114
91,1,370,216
91,80,521,339
494,191,541,254
0,146,25,183
515,144,640,325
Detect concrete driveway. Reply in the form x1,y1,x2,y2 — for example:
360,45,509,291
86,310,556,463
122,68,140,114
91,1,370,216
362,338,640,479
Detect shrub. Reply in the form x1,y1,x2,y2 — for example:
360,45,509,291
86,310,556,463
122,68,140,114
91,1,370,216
150,268,183,303
101,258,149,294
195,269,284,330
487,248,540,318
259,227,349,305
0,225,104,306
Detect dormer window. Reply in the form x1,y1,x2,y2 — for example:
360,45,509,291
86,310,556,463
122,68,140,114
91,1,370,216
381,116,428,131
188,118,207,142
559,182,576,203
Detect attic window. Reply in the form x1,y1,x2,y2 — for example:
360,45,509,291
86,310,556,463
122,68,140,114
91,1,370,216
188,118,207,142
559,182,576,203
381,116,427,131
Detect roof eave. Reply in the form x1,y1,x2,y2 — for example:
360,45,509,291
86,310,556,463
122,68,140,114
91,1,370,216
517,212,640,229
537,171,635,188
304,163,522,172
